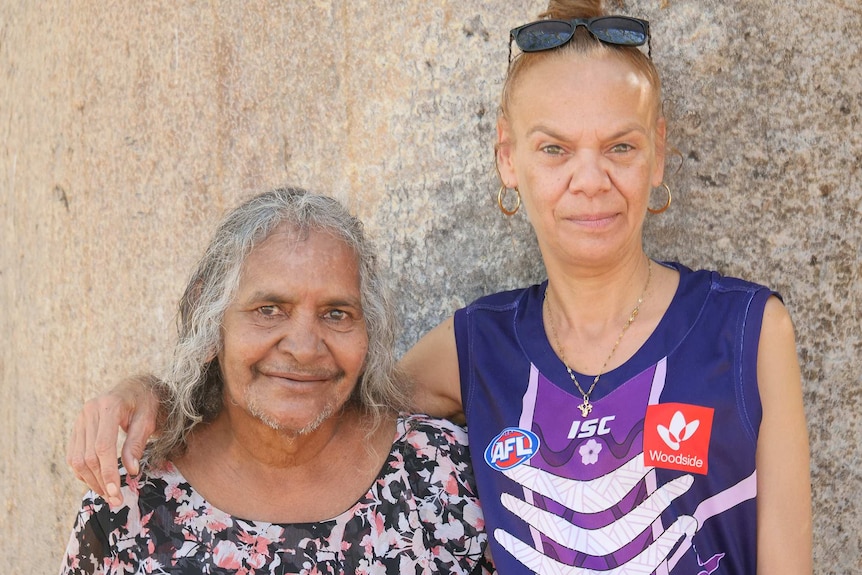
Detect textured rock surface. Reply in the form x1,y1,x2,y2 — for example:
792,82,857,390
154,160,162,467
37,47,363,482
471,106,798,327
1,1,859,572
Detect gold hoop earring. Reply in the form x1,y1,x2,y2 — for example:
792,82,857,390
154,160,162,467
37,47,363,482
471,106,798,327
498,185,521,216
648,183,672,214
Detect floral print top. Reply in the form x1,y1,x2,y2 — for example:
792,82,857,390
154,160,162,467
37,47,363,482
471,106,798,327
60,414,493,574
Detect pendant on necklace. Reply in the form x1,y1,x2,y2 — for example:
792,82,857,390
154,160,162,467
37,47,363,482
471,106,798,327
578,395,593,418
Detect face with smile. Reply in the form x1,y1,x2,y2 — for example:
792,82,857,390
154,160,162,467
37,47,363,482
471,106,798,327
217,225,368,436
497,51,666,269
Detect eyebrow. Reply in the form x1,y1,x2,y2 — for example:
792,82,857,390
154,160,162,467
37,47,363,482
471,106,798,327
241,291,288,305
240,291,363,309
526,123,648,141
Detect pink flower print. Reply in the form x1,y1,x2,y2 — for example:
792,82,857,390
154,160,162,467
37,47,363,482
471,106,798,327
140,557,164,572
246,550,267,569
435,520,466,542
462,503,485,531
410,527,428,556
389,450,405,470
235,528,278,569
366,559,389,575
175,503,197,524
361,532,375,555
362,512,391,556
254,536,271,555
164,482,185,503
419,502,439,523
579,438,602,465
212,540,243,569
202,507,232,532
444,472,459,495
105,554,133,573
125,473,141,493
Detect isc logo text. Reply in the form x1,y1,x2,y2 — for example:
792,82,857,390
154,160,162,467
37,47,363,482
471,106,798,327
567,415,615,439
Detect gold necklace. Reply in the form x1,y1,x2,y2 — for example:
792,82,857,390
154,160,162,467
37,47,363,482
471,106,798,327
546,260,652,418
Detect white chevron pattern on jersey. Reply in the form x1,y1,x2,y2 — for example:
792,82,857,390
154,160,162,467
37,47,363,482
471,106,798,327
502,452,650,513
493,515,697,575
499,474,693,555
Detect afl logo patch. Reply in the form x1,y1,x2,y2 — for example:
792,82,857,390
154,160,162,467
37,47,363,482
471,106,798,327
484,427,540,471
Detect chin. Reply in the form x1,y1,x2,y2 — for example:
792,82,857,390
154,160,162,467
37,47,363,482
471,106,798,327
248,400,338,436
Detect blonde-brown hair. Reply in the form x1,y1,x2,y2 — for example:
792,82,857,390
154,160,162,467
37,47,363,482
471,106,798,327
501,0,662,124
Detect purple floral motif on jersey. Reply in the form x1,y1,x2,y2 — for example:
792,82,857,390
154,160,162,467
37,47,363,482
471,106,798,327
578,439,602,465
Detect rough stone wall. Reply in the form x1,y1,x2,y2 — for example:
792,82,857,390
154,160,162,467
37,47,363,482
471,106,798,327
1,1,859,572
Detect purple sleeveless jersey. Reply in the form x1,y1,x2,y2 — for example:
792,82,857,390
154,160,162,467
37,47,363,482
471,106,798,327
454,263,774,574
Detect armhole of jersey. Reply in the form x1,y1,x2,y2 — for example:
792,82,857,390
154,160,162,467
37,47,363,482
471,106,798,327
453,307,473,419
737,287,777,444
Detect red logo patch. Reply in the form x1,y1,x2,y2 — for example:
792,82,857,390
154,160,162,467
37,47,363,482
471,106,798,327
644,403,714,475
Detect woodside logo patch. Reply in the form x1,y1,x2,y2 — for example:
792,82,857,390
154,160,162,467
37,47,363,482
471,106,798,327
644,403,714,475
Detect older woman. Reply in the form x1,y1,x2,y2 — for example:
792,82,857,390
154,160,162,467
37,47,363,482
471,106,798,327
68,1,812,574
60,189,490,574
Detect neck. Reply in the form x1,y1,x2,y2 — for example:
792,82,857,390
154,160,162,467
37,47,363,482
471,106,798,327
174,406,397,523
194,403,366,470
544,251,652,333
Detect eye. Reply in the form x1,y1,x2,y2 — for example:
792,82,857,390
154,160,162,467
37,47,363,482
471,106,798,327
610,143,634,153
322,308,362,332
541,144,565,156
256,305,282,318
325,309,349,321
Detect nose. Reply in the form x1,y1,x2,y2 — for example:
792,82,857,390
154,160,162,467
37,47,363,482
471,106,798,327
275,312,326,363
566,151,611,197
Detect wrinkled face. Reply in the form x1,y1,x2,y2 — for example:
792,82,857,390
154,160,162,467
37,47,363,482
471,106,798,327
497,52,666,268
218,225,368,436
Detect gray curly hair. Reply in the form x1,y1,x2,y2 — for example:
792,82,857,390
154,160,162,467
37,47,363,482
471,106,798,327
146,187,408,466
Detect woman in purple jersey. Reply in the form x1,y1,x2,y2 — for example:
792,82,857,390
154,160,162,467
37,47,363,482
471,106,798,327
67,1,811,573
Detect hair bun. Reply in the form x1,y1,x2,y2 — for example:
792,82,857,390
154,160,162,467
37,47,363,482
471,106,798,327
538,0,607,20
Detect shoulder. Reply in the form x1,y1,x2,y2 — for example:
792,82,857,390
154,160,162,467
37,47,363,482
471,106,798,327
77,461,182,519
395,414,474,485
457,284,541,315
667,261,773,296
398,413,470,450
390,414,488,568
663,262,777,324
453,284,543,338
64,462,183,572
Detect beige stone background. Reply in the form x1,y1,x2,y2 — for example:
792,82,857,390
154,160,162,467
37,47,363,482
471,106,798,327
0,0,859,572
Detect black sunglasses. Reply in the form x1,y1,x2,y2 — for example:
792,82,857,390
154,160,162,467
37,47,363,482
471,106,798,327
509,16,651,63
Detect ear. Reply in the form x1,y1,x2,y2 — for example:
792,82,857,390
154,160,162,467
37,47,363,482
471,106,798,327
496,117,518,189
651,117,668,187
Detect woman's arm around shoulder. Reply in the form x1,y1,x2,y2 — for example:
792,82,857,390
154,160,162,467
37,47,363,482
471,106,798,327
399,316,465,424
755,296,812,575
66,375,162,506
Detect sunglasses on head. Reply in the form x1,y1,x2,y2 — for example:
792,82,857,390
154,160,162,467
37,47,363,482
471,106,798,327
509,16,651,63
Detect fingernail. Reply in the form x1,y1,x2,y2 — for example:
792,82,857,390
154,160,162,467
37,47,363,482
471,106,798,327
130,458,140,475
106,482,119,498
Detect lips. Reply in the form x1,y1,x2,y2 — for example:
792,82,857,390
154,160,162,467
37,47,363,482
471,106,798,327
565,212,620,228
260,369,338,384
